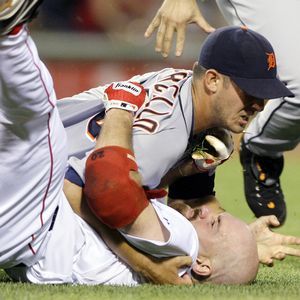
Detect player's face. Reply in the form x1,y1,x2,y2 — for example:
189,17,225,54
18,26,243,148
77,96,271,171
189,205,245,257
216,79,266,133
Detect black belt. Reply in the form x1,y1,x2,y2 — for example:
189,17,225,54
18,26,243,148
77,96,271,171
49,205,59,231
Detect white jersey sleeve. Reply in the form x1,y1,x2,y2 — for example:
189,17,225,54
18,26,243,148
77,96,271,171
119,200,199,276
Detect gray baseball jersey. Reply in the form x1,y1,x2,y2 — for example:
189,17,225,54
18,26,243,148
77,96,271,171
59,68,195,188
216,0,300,157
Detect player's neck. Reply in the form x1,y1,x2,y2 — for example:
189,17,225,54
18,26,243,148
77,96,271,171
191,79,215,134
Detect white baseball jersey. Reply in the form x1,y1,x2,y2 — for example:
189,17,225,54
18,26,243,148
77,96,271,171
59,68,195,188
0,27,199,285
216,0,300,156
6,197,199,285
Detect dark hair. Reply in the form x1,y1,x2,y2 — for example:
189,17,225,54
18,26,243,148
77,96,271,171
192,64,207,79
193,63,231,88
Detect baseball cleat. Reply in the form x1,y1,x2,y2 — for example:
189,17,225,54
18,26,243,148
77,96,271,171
0,0,43,35
239,138,286,224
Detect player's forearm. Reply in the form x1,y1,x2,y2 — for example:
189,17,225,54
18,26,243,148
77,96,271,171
95,109,134,150
64,181,161,282
158,165,185,188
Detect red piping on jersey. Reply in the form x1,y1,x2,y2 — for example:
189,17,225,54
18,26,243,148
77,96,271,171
39,113,54,227
25,30,55,228
28,235,36,255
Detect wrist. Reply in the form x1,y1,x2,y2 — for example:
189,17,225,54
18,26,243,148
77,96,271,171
106,108,134,122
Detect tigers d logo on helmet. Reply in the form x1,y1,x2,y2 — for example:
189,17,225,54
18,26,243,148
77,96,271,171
266,52,276,71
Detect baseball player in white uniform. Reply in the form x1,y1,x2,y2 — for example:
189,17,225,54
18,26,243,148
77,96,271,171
146,0,300,224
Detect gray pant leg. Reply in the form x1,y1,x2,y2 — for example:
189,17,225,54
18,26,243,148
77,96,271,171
245,99,300,157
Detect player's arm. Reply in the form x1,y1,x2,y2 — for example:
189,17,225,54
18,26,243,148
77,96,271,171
159,127,233,188
145,0,215,57
85,107,169,241
64,178,192,285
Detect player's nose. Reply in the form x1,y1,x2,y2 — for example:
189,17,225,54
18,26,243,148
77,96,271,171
252,99,266,112
198,205,210,219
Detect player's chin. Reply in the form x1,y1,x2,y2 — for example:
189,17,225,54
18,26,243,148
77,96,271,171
227,122,245,134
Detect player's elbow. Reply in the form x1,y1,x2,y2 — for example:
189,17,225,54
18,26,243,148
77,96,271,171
84,146,149,229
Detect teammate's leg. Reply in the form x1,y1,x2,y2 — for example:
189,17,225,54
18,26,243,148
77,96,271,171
0,1,68,268
216,0,300,223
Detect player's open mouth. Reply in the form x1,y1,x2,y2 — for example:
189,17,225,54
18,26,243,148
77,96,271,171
238,116,248,128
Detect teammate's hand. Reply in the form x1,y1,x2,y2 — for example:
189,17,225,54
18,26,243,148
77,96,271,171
139,255,193,285
144,0,215,57
104,81,147,114
191,128,234,173
249,215,300,266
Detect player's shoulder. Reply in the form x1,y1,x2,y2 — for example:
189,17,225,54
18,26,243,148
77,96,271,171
151,200,195,234
129,68,192,84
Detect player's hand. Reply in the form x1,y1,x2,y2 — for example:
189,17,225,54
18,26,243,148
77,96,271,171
139,255,193,285
249,215,300,266
191,128,234,173
104,81,147,114
144,0,215,57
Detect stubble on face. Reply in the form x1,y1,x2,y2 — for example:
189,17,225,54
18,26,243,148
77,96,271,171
215,77,253,133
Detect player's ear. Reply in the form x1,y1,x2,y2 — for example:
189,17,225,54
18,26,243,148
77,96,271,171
204,69,220,93
192,256,212,280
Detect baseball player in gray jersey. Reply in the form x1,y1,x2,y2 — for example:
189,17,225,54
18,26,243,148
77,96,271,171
62,25,292,200
146,0,300,224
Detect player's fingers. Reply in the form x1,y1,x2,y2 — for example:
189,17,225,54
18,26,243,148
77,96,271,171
266,215,280,227
155,20,167,53
175,23,186,57
162,23,175,57
174,256,193,268
264,259,274,267
176,273,193,285
144,14,160,38
272,251,286,261
280,234,300,245
279,246,300,257
194,14,215,33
